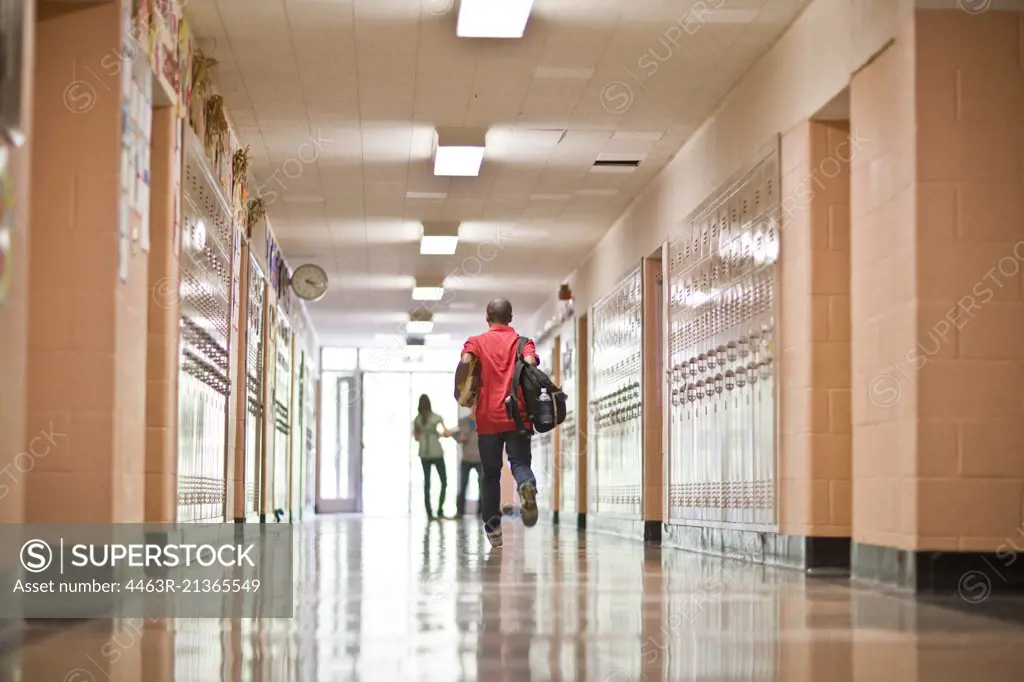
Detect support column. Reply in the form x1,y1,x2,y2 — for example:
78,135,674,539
0,0,34,646
851,9,1024,591
551,334,561,522
27,2,147,524
145,108,181,523
576,313,589,530
778,116,854,570
259,295,275,522
223,224,243,521
642,256,663,542
231,240,251,522
22,3,145,678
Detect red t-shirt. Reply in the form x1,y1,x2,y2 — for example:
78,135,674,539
462,325,538,436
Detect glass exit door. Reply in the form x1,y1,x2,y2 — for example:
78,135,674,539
317,371,361,513
361,371,461,517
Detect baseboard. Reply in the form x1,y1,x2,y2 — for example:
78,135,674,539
577,513,586,530
552,510,559,525
586,514,647,540
644,520,662,544
1,619,103,657
852,542,1024,594
661,523,851,572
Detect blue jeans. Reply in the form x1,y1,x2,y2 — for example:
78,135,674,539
478,431,536,534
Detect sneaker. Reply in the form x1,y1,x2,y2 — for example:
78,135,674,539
486,530,503,548
518,482,538,527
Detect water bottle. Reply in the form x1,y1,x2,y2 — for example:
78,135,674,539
536,388,554,428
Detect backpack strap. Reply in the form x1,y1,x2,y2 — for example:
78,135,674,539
504,337,531,436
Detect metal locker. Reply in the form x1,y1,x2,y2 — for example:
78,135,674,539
244,255,266,519
589,267,643,519
665,141,780,531
176,142,234,523
559,323,577,518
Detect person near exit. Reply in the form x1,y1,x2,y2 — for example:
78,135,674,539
412,394,451,520
454,297,539,549
454,405,482,518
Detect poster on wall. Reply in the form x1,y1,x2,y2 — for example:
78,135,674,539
0,0,25,147
117,0,133,284
0,146,11,302
231,226,241,335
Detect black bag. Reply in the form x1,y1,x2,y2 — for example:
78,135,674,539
504,337,567,435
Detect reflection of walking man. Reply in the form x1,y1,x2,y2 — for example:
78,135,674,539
455,406,482,518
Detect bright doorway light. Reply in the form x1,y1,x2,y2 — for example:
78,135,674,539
457,0,534,38
407,321,434,334
424,334,451,346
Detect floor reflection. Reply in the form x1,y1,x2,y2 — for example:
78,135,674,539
3,516,1024,681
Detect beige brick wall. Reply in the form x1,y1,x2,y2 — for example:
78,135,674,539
852,9,1024,551
850,15,919,550
911,10,1024,551
0,0,33,527
27,3,148,523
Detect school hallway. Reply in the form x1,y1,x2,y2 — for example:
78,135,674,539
5,515,1024,681
4,0,1024,680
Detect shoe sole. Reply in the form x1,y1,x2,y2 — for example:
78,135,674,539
519,483,539,527
487,534,503,548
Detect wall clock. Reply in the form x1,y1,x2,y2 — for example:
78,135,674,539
288,263,328,302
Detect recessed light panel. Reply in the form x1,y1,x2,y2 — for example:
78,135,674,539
457,0,534,38
420,236,458,255
420,222,460,255
433,146,485,176
433,128,487,177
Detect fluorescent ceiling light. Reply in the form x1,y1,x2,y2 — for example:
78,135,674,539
406,191,447,200
420,235,458,255
412,286,444,301
407,320,434,334
434,146,484,176
420,221,461,255
457,0,534,38
434,128,487,177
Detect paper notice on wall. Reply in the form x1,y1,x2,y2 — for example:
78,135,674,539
118,199,130,284
139,170,150,253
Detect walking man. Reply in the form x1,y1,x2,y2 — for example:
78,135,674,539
454,406,482,518
454,298,539,548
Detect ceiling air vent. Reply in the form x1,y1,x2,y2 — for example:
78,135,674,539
592,158,641,168
405,336,425,346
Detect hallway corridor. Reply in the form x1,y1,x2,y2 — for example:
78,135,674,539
6,517,1024,682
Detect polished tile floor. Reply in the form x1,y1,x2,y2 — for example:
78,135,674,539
4,516,1024,681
